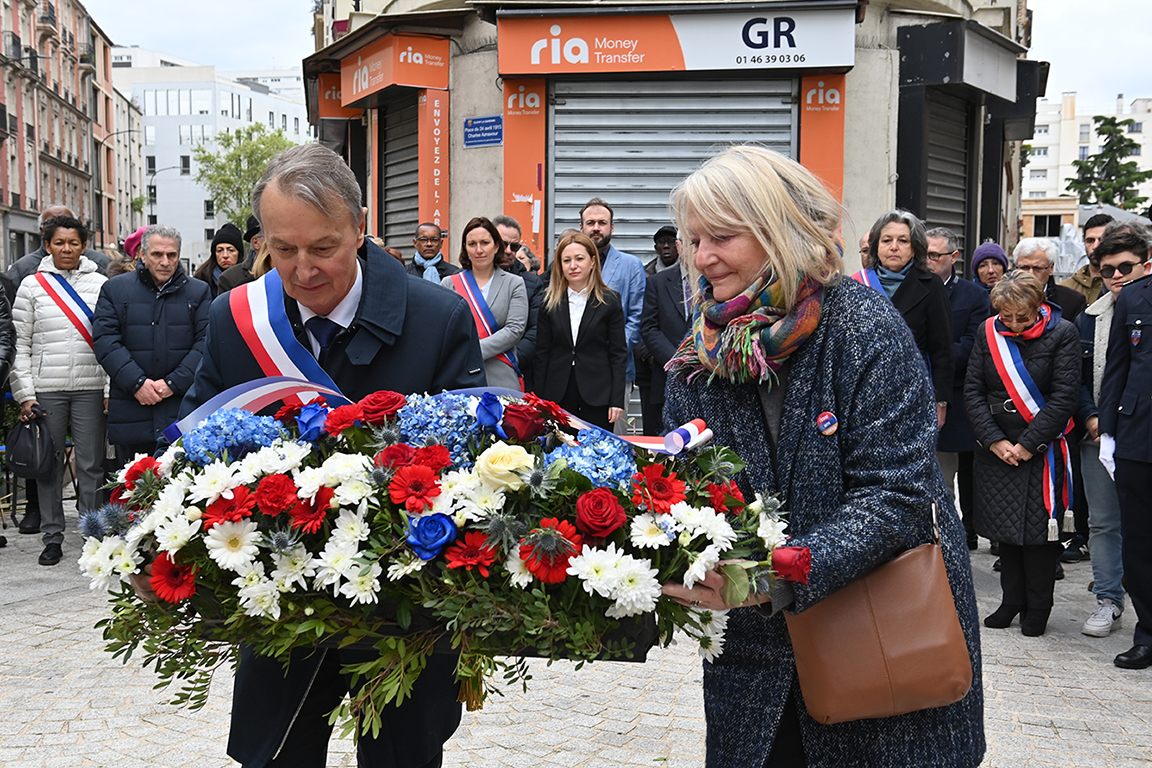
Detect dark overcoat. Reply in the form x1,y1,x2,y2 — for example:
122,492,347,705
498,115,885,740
963,313,1080,545
1099,274,1152,462
664,278,984,767
181,240,485,768
92,262,211,447
937,274,992,452
640,263,690,407
891,264,954,403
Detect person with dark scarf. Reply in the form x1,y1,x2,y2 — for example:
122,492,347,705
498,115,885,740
965,270,1080,637
194,222,244,297
971,242,1009,292
658,146,983,767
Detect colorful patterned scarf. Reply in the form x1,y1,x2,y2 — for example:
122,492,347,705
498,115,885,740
667,268,824,385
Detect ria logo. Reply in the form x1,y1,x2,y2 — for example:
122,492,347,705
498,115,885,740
531,25,589,65
806,80,840,106
398,46,424,64
324,85,342,101
351,56,370,94
507,85,541,110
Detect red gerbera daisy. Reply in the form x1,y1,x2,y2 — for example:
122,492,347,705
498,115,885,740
631,464,687,514
150,552,197,603
202,486,257,530
254,474,299,517
289,486,335,533
707,480,746,514
445,532,498,577
389,465,442,514
124,456,161,490
519,517,583,584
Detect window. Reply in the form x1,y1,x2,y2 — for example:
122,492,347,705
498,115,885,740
179,125,192,144
1080,123,1091,142
1028,191,1046,198
179,89,191,115
192,89,212,115
268,111,275,128
294,117,299,134
1034,215,1062,238
145,155,156,174
1132,145,1143,156
147,185,157,204
144,89,157,116
1034,124,1049,136
1029,169,1047,179
220,91,231,116
145,125,155,145
180,155,190,175
1079,146,1091,161
168,90,179,117
246,98,252,122
205,228,216,241
148,214,157,225
1032,146,1048,157
281,114,287,131
204,200,215,218
1129,122,1143,133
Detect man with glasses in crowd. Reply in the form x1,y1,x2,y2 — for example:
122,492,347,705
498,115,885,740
493,215,543,392
407,223,459,282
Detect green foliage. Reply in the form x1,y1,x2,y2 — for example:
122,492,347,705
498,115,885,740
1065,116,1152,210
192,123,295,226
130,195,147,214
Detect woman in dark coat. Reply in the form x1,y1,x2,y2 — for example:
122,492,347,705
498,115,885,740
194,222,244,297
965,270,1080,636
858,210,954,428
534,232,626,430
660,146,983,767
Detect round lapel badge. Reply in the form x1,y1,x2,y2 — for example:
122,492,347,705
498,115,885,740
817,411,838,435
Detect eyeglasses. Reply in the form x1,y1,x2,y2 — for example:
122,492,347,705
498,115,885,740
1014,264,1052,273
926,250,957,262
415,236,441,244
1100,261,1144,279
508,242,521,253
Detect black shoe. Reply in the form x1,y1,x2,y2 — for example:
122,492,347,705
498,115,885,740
1055,562,1065,580
966,536,978,551
38,543,62,566
989,541,1000,555
984,604,1025,629
992,558,1001,572
1114,645,1152,670
0,534,7,548
1021,608,1051,637
18,512,41,534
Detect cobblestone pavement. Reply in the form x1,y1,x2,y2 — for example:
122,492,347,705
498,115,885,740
2,517,1150,767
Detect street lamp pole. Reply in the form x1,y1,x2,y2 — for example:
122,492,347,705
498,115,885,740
147,165,181,221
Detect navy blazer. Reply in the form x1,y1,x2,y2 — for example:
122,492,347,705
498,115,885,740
181,240,485,768
890,265,955,403
534,289,627,409
937,274,992,453
640,264,690,408
1099,274,1152,462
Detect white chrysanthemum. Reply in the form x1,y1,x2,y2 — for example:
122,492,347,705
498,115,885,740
504,549,535,588
697,512,738,550
185,505,203,521
757,513,789,551
293,466,329,501
334,477,373,507
692,608,730,637
340,561,383,605
151,482,188,521
386,552,427,581
697,629,726,662
567,544,623,598
239,579,282,619
467,482,506,515
440,469,479,495
79,538,122,591
630,513,675,549
154,515,202,554
746,492,765,515
683,543,723,589
243,440,312,476
330,507,370,547
204,519,261,572
313,539,361,591
155,444,183,478
187,461,240,504
321,453,373,484
231,559,267,590
271,545,316,592
606,557,661,617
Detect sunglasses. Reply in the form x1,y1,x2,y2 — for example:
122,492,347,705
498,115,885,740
1100,261,1144,279
508,242,521,253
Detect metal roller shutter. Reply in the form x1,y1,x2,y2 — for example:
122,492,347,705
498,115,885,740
924,89,972,257
550,78,797,265
379,92,419,252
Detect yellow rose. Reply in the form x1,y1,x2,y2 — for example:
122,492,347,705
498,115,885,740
474,443,534,490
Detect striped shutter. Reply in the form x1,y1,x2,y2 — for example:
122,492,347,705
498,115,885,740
379,93,420,252
924,89,972,259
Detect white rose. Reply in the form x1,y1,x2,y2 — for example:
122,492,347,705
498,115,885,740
474,443,534,490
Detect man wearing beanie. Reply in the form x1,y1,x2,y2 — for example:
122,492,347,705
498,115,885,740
971,242,1009,291
195,222,244,296
217,215,263,294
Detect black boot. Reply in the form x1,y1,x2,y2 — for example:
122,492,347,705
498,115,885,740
1021,608,1051,637
18,510,41,534
984,604,1026,629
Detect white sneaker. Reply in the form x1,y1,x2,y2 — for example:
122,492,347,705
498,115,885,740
1082,598,1122,637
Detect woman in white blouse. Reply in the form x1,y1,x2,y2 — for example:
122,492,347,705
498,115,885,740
533,232,627,429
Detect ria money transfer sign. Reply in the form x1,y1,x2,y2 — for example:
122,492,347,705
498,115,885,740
497,8,855,75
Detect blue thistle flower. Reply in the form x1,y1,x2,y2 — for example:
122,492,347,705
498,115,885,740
77,509,105,539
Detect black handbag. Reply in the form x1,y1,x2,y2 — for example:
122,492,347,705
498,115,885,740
5,405,57,478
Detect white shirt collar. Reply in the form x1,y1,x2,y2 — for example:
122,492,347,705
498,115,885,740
297,261,363,336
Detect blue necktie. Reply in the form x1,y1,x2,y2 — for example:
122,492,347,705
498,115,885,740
305,316,342,366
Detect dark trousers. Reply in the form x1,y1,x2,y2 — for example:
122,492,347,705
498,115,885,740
1115,459,1152,647
956,451,975,542
1069,432,1090,541
115,442,157,468
998,541,1063,611
560,368,612,431
764,687,807,767
639,386,664,437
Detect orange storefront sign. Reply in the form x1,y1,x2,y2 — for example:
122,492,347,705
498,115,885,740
317,73,362,118
341,33,449,107
499,17,685,74
503,79,546,258
799,74,845,202
418,89,450,255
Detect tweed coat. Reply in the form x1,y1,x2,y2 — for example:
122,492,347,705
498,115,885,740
664,277,984,767
963,312,1080,546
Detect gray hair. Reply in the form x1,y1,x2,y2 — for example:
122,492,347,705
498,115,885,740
866,210,928,269
925,227,960,255
1012,237,1058,267
492,215,522,235
252,143,363,230
38,203,72,228
140,224,182,255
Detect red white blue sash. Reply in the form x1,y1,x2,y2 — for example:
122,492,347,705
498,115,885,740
850,269,891,302
228,269,350,407
984,318,1073,521
451,271,523,386
35,272,94,348
163,376,346,442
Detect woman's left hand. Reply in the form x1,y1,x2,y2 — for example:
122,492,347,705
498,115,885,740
661,566,769,612
607,407,624,424
1012,443,1034,462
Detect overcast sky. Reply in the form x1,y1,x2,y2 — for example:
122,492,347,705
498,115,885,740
83,0,1147,111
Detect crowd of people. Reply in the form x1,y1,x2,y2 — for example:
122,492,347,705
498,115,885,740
1,141,1151,766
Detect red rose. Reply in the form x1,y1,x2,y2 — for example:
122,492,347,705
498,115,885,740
202,486,257,530
124,456,160,490
631,464,687,514
274,402,303,425
413,445,452,472
150,552,197,603
771,546,811,585
359,390,408,425
502,403,546,442
324,404,364,435
255,474,299,517
574,488,627,538
389,465,442,514
289,486,335,533
375,443,417,469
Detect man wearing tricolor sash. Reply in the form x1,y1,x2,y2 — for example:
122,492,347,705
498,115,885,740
180,143,484,768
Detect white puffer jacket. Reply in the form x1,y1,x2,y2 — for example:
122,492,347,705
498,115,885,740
11,254,109,402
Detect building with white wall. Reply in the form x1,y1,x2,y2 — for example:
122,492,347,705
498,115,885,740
111,85,143,244
111,48,311,270
221,70,306,101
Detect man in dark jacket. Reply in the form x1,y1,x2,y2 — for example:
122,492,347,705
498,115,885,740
93,225,211,464
406,222,459,283
639,228,689,435
180,143,484,767
927,228,993,550
494,215,542,392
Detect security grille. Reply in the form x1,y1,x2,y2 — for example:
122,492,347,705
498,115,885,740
379,92,419,253
923,89,972,259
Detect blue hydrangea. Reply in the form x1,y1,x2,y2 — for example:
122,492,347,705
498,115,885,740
546,429,636,490
396,393,483,469
181,409,284,466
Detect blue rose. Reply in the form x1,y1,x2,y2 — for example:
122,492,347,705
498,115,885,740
407,513,458,560
475,392,505,437
296,402,329,442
